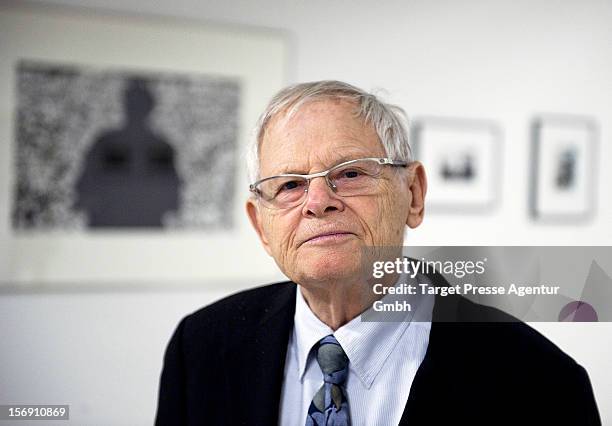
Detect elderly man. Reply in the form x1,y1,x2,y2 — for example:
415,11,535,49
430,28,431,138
155,81,600,425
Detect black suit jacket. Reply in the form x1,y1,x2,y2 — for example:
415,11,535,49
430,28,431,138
155,278,601,425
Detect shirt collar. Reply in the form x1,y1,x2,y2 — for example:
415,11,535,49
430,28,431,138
293,285,334,382
292,271,432,389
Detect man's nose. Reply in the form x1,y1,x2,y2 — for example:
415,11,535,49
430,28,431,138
301,176,344,217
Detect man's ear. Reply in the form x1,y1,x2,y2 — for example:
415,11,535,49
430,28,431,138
405,161,427,229
246,198,273,256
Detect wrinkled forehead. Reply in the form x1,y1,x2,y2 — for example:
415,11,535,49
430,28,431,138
258,99,385,176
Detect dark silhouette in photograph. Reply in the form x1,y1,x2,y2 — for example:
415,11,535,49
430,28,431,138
75,78,180,227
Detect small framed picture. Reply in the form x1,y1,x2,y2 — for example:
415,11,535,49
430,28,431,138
530,116,598,221
412,118,502,212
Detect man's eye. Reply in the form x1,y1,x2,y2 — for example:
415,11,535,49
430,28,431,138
342,169,363,178
278,180,302,192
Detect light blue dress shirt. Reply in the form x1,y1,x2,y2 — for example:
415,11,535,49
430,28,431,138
278,273,435,426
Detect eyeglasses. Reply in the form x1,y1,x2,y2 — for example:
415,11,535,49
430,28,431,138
249,157,408,209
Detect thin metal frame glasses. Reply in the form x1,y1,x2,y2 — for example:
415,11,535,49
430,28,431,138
249,157,408,209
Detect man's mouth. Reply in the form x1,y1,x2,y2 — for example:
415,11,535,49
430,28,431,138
301,232,355,246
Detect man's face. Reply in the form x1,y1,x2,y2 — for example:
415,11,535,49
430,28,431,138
247,99,425,287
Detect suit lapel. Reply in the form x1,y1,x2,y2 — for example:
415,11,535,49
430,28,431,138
227,283,297,425
398,271,461,425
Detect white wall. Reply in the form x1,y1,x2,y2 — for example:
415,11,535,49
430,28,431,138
2,0,611,424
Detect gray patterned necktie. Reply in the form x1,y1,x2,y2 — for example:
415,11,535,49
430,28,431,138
305,335,351,426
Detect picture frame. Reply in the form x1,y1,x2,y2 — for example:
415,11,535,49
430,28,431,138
411,117,502,213
529,116,598,222
0,4,288,287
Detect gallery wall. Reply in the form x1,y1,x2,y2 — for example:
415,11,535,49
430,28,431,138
1,0,611,424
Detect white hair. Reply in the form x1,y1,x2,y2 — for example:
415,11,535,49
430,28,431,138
246,80,412,182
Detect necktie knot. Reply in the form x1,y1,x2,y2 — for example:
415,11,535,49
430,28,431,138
316,335,349,380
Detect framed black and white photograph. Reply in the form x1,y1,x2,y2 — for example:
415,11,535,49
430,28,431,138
13,61,240,231
530,116,598,222
0,5,288,287
412,118,502,212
